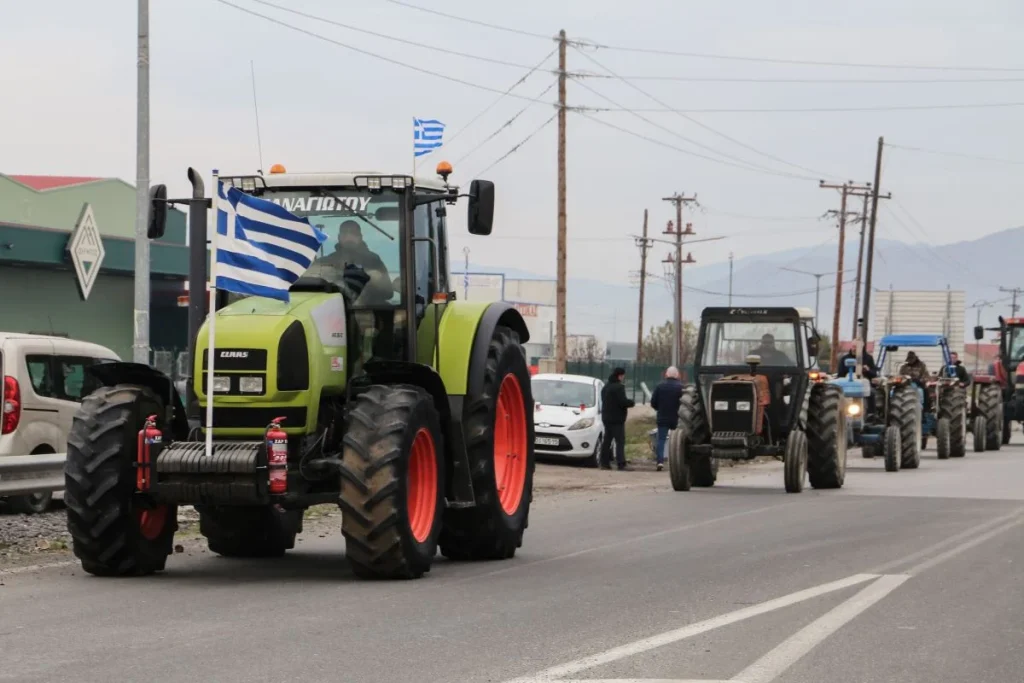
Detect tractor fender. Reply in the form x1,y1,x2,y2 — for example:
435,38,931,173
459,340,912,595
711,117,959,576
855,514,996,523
361,359,475,505
86,361,190,439
436,301,530,398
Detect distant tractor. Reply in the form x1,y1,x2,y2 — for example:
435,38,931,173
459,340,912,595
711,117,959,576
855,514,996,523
63,163,536,580
969,317,1024,448
667,307,847,494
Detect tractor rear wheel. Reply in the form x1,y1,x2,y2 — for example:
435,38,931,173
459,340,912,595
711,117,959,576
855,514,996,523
806,383,846,489
199,505,302,558
884,425,902,472
940,387,967,458
784,430,807,493
65,385,177,576
668,428,691,491
339,385,445,579
976,384,1003,450
936,417,951,460
891,385,921,469
439,325,534,562
973,416,987,453
678,386,716,487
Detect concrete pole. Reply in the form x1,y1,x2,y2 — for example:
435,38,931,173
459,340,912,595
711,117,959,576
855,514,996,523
132,0,151,364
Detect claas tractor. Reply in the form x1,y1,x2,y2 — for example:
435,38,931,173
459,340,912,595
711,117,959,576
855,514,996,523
63,162,536,580
667,307,848,494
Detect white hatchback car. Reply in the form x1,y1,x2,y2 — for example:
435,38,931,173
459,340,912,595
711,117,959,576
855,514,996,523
531,373,604,466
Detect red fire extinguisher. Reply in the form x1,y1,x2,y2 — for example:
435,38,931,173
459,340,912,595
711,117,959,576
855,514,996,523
137,414,162,492
266,417,288,495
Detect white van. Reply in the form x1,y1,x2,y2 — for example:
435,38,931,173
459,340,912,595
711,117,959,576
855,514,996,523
1,333,120,513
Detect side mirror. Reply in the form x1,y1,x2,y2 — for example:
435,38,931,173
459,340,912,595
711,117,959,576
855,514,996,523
807,337,820,358
974,325,984,341
147,184,168,239
467,179,494,236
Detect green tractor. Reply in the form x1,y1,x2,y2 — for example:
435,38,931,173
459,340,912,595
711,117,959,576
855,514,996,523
64,163,535,580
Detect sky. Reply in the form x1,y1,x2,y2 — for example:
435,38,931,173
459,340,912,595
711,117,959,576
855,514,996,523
2,0,1023,301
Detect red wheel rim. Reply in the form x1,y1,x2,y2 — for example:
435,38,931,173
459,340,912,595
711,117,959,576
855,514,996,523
137,505,168,541
493,373,528,515
407,427,439,543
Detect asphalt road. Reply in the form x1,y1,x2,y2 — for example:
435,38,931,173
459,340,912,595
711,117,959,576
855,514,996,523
2,443,1022,683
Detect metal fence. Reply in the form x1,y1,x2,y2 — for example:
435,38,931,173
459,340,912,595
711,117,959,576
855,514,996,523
0,453,65,497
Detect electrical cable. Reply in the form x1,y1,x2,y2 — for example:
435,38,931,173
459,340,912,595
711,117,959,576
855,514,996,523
885,142,1024,166
469,112,559,177
600,101,1024,114
381,0,555,40
581,74,1024,84
453,79,558,164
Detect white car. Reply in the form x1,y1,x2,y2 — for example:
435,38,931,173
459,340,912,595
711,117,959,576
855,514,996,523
531,373,604,466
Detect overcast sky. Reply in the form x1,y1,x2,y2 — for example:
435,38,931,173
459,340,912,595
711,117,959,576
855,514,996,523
3,0,1022,291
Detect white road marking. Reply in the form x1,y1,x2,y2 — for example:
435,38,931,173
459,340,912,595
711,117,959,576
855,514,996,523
730,574,910,683
504,573,879,682
905,514,1024,575
515,680,735,683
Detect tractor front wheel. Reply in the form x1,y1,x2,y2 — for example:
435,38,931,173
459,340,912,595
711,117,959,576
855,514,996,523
65,385,177,576
891,385,921,470
339,385,445,579
1002,415,1012,445
784,430,807,493
884,425,902,472
439,325,534,561
976,384,1003,450
806,383,846,489
678,386,716,487
936,417,951,460
973,416,987,453
668,428,691,491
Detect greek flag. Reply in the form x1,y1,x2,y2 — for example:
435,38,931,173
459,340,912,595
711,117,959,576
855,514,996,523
214,182,328,302
414,117,445,157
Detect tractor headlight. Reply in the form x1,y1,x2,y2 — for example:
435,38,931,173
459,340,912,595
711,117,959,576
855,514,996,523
239,376,264,394
735,401,752,411
212,375,231,394
846,401,862,416
568,417,594,431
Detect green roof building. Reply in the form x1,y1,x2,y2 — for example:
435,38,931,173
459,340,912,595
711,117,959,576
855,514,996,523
0,174,191,366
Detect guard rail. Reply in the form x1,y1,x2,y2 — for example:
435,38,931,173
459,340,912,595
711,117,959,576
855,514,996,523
0,453,66,497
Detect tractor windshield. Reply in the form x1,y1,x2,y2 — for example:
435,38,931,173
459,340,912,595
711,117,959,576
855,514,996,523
700,321,800,367
1007,326,1024,364
264,188,403,307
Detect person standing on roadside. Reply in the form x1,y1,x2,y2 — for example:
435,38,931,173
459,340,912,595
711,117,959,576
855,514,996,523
600,367,635,471
650,366,684,472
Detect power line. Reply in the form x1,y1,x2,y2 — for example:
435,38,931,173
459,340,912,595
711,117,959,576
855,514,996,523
685,278,857,299
886,142,1024,166
699,206,823,222
592,101,1024,114
578,74,1024,84
570,46,838,180
469,112,558,177
382,0,1024,72
452,79,558,164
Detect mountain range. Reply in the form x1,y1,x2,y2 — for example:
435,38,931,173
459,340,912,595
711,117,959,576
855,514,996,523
467,226,1024,344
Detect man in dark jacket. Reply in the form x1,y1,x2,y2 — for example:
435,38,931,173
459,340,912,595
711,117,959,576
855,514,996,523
949,352,971,384
842,347,878,380
600,367,635,470
649,366,684,471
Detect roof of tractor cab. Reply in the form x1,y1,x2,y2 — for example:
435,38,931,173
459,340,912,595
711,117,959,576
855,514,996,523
879,333,948,348
225,171,451,193
701,306,812,321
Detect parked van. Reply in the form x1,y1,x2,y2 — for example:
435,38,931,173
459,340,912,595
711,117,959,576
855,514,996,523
1,333,120,513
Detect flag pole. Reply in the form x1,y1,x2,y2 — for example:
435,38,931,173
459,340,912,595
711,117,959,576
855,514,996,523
412,117,417,178
204,170,220,458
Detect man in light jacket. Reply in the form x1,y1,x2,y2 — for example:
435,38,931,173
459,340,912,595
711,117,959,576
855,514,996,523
650,366,684,472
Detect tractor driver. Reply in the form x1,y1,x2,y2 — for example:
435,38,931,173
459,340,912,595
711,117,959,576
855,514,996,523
314,220,394,304
899,351,932,411
749,333,794,366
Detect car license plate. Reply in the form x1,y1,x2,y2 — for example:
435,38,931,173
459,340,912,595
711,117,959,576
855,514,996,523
535,437,560,447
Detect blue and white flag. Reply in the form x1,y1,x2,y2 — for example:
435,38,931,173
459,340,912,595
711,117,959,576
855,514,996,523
214,182,328,302
414,117,446,158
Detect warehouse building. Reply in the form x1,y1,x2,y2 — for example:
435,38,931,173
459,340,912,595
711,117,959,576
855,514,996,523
455,272,556,360
0,173,190,363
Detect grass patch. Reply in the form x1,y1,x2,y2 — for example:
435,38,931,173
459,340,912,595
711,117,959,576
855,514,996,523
625,415,657,462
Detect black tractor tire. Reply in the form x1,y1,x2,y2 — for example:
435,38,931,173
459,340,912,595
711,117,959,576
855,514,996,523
64,385,177,577
668,428,690,491
884,425,902,472
940,386,967,458
677,386,716,487
339,385,445,579
890,385,921,470
935,417,951,460
784,430,808,493
439,326,535,562
10,492,53,514
1002,415,1012,445
198,505,303,558
806,383,846,489
973,416,987,453
976,384,1003,451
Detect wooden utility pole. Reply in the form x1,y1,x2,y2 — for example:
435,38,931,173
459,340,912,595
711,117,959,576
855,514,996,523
999,286,1023,317
555,29,568,372
861,137,886,344
851,192,870,337
662,194,698,366
820,180,870,370
635,209,651,364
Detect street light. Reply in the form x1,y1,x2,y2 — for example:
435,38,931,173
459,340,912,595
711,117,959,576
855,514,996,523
779,266,850,324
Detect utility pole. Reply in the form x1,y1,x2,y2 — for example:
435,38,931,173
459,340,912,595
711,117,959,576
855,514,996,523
851,192,870,337
999,286,1022,317
132,0,151,365
634,209,652,365
728,252,734,306
662,193,699,368
554,29,568,373
662,243,696,368
861,136,891,345
820,180,870,371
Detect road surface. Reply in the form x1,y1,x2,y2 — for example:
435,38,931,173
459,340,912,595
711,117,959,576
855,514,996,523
2,445,1022,683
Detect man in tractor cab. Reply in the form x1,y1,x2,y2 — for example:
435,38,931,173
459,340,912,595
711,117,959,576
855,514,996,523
315,220,394,304
899,351,932,410
749,333,793,366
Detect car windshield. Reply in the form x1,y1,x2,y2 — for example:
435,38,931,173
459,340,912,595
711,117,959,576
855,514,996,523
532,379,596,407
262,188,402,307
701,321,800,367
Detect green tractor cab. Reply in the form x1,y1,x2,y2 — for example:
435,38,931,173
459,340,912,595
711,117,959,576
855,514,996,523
64,164,535,580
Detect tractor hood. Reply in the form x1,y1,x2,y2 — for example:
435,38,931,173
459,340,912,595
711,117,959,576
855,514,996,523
830,376,872,399
193,292,349,436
